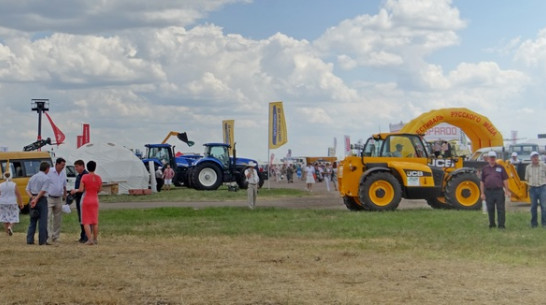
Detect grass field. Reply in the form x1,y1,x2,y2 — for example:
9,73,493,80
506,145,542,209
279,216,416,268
2,197,545,304
99,186,309,203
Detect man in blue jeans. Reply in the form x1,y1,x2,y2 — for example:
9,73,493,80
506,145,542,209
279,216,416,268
525,151,546,228
25,162,51,245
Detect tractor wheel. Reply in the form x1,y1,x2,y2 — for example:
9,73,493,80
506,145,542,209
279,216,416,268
236,173,249,190
342,196,368,211
173,174,183,187
426,196,452,209
359,172,402,211
184,168,193,188
445,172,481,210
191,163,222,190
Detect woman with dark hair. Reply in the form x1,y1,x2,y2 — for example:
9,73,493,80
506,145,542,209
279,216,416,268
78,161,102,245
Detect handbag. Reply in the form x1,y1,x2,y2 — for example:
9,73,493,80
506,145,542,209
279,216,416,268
61,204,71,214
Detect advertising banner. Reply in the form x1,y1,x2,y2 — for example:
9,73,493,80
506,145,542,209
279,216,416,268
222,120,235,155
82,123,90,145
268,101,287,149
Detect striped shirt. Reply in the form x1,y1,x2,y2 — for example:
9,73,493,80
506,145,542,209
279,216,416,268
525,162,546,187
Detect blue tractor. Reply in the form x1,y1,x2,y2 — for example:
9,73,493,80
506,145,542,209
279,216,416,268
142,141,265,190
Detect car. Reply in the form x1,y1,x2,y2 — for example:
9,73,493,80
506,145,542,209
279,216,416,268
65,164,77,191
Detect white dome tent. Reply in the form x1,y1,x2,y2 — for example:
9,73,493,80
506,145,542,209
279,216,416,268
69,142,149,194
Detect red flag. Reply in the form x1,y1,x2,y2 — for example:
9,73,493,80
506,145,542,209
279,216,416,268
77,135,83,148
82,123,90,145
44,112,65,145
344,135,351,156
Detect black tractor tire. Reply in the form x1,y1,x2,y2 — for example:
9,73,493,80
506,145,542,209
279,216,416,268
191,163,223,191
258,172,265,189
172,174,183,187
342,196,368,211
359,171,402,211
426,197,452,209
185,168,194,188
236,172,249,190
445,172,481,210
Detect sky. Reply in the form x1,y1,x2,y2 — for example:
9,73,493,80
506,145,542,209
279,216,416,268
1,0,546,162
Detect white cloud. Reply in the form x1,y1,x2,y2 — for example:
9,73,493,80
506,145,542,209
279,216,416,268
0,0,542,160
0,0,250,34
314,0,466,70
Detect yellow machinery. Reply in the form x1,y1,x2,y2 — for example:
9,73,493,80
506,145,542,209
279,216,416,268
0,151,53,207
337,108,529,211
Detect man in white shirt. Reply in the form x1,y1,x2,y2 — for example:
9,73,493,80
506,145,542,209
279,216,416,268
245,161,259,209
525,151,546,227
47,157,67,243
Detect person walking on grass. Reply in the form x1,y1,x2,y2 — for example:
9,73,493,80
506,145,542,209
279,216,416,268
26,162,51,245
525,151,546,228
0,172,23,236
245,161,259,209
78,161,102,245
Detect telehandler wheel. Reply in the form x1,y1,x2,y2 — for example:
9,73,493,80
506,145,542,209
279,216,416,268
359,172,402,211
426,197,452,209
343,196,366,211
445,172,481,210
191,163,223,190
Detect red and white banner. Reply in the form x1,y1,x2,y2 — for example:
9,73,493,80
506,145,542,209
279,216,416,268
344,135,351,156
44,112,65,145
82,123,90,145
77,135,83,148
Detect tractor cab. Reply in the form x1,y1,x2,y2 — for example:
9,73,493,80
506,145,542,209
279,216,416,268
203,143,230,169
143,144,175,170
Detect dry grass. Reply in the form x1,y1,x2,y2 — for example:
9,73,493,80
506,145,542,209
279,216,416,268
1,232,545,305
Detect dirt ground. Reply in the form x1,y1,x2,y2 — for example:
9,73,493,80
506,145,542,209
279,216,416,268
2,234,545,305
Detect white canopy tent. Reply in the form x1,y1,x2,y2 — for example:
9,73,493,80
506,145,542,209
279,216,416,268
68,142,149,194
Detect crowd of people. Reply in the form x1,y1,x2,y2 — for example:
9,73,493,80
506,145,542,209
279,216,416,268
0,159,101,246
267,161,338,192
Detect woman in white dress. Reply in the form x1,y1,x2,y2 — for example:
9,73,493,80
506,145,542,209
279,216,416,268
0,172,23,236
304,164,316,192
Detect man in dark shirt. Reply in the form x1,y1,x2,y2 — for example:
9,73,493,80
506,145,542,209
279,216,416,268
480,151,511,229
69,160,88,243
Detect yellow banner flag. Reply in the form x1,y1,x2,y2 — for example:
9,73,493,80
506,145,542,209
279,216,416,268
222,120,235,155
269,101,287,149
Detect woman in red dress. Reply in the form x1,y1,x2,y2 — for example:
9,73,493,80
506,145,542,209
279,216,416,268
78,161,102,245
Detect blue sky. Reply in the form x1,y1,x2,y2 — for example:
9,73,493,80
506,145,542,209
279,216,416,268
0,0,546,161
